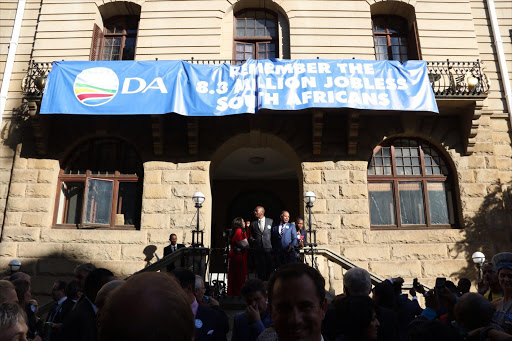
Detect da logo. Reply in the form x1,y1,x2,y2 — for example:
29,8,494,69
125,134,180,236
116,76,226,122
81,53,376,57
74,67,119,106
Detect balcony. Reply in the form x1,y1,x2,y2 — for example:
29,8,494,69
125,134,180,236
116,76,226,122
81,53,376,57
426,59,489,98
21,59,489,101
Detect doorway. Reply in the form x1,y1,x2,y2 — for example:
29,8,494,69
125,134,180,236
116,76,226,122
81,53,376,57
210,146,300,272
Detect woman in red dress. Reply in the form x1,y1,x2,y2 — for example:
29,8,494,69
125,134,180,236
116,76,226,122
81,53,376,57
227,217,249,296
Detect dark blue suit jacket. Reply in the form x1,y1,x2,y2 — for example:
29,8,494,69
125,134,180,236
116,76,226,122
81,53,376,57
231,310,272,341
271,223,297,250
195,304,228,341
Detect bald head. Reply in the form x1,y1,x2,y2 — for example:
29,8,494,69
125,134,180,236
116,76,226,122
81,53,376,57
254,206,265,219
99,272,193,341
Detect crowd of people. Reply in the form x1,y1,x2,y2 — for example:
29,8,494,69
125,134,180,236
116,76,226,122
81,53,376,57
227,206,308,295
1,248,511,341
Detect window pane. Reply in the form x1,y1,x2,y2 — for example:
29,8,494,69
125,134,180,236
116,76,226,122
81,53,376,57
122,37,136,60
428,182,450,225
117,182,137,225
83,179,114,225
256,18,265,28
57,182,84,225
399,182,425,225
369,182,396,225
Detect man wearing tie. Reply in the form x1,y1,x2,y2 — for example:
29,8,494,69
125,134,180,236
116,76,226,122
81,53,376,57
249,206,273,281
45,280,74,341
163,233,185,272
271,211,297,269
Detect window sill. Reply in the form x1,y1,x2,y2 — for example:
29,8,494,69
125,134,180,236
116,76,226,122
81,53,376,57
370,225,460,231
53,224,138,231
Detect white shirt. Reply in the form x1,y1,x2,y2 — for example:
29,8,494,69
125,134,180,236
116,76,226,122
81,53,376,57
259,218,265,232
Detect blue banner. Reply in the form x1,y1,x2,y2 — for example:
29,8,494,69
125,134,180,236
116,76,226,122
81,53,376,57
40,59,438,115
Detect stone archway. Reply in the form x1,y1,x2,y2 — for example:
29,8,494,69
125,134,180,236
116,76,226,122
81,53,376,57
209,133,302,271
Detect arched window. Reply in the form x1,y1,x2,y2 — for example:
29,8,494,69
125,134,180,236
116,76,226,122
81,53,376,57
367,139,456,228
54,139,143,229
90,2,141,61
370,1,421,62
234,9,278,61
372,15,410,61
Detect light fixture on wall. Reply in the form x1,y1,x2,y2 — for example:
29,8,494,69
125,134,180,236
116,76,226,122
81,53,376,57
304,191,317,266
472,251,486,280
249,156,265,165
192,192,205,247
8,259,21,274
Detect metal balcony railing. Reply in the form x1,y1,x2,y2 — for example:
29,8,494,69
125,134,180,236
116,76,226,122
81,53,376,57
425,59,490,97
21,59,489,100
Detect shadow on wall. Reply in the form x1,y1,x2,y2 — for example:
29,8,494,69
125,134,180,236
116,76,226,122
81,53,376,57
450,182,512,280
1,246,157,304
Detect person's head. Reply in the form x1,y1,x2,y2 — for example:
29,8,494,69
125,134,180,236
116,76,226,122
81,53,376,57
231,217,244,231
372,281,394,309
169,234,177,246
492,252,512,294
0,303,28,341
241,279,267,315
65,280,80,300
172,268,196,303
229,217,245,241
254,206,265,219
95,280,125,316
296,217,304,231
11,280,30,308
245,220,251,229
51,280,67,302
338,296,379,341
74,263,96,289
99,272,194,341
343,268,372,296
454,293,494,331
481,262,498,286
457,278,471,295
0,281,18,305
8,273,30,284
268,263,327,341
280,211,290,224
194,275,206,303
84,268,115,303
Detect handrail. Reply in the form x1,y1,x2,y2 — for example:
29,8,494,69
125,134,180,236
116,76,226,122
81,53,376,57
131,247,210,277
304,247,431,291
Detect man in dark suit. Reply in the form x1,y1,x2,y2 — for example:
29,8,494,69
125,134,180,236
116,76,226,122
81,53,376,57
163,233,185,272
45,280,74,341
60,268,114,341
249,206,273,281
271,211,297,269
172,268,228,341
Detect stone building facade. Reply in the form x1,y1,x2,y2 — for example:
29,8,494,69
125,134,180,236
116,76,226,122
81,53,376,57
0,0,511,297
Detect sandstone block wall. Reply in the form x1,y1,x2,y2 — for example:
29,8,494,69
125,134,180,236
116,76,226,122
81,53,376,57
0,156,211,299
